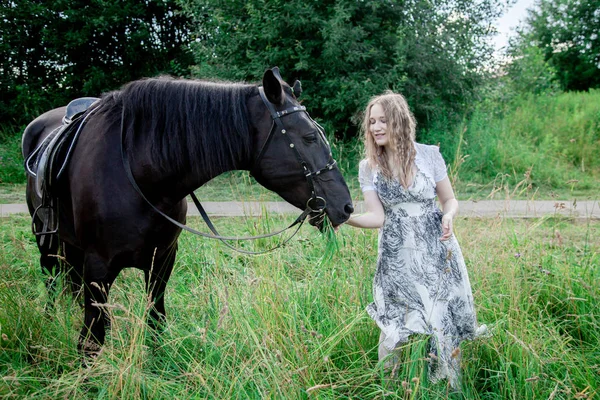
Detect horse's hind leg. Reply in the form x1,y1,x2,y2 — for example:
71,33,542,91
144,244,177,331
63,242,84,303
36,233,61,308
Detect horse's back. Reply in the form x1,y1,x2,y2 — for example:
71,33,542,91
22,107,66,159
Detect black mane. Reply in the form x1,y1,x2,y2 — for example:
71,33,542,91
106,76,256,178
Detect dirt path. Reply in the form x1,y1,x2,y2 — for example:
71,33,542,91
2,200,599,219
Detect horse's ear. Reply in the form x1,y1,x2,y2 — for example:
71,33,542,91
292,80,302,98
271,66,283,80
263,68,284,105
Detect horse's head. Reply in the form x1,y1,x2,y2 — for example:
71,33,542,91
250,67,353,229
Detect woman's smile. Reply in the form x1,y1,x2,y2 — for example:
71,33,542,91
369,103,389,147
373,131,386,143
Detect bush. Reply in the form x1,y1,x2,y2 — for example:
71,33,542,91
0,125,26,184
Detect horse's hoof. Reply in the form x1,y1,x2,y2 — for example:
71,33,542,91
78,338,102,367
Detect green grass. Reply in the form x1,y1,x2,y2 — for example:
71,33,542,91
1,213,598,399
432,90,600,200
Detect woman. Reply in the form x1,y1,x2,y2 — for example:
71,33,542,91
346,91,486,388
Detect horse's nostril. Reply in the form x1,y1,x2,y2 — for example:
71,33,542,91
344,204,354,215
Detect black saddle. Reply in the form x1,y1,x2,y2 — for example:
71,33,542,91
26,97,99,196
25,97,100,243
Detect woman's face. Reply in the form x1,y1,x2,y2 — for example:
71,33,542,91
369,103,389,148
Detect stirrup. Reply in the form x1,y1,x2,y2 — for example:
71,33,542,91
32,202,58,248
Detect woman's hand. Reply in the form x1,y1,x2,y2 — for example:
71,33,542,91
440,213,453,241
436,177,458,241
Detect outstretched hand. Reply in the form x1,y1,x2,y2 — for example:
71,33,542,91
440,213,453,241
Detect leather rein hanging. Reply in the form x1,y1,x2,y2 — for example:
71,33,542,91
120,86,338,254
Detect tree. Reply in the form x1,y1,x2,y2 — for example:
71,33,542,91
512,0,600,91
0,0,193,126
180,0,504,139
503,38,560,96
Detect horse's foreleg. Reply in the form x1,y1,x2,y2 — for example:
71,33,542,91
144,244,177,331
78,253,116,362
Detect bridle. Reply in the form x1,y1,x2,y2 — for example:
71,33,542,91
121,85,339,254
251,86,338,214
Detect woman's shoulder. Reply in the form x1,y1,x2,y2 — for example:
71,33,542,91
415,142,441,154
414,142,447,182
415,142,444,162
359,158,378,170
358,158,377,189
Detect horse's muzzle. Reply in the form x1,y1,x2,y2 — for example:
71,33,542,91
308,202,354,231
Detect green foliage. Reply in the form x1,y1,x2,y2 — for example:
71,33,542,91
507,0,600,92
448,90,600,197
0,0,194,126
180,0,503,138
1,215,599,398
0,126,25,185
500,43,560,98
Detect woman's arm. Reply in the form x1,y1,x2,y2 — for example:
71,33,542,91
436,176,458,241
345,190,385,229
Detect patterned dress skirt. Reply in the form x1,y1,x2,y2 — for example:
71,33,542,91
366,170,483,387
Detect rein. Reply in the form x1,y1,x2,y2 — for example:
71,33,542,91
120,86,337,254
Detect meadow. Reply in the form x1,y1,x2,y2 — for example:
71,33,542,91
1,211,598,399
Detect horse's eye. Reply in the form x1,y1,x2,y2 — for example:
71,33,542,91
303,132,318,143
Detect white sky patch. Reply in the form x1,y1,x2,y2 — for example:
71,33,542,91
492,0,536,55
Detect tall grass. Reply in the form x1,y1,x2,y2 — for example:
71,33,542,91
1,212,598,399
453,91,599,198
422,90,600,199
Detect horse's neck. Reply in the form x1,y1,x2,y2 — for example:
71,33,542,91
125,87,256,201
131,138,250,203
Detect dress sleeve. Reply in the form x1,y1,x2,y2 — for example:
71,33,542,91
432,146,448,182
358,159,376,192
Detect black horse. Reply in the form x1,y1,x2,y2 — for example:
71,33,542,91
21,67,353,358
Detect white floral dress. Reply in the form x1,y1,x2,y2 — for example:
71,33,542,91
359,143,482,387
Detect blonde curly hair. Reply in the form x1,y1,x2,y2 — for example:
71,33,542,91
362,91,417,188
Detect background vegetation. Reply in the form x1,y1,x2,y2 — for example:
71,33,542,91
180,0,503,138
0,0,193,126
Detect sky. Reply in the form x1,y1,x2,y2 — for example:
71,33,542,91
492,0,537,54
